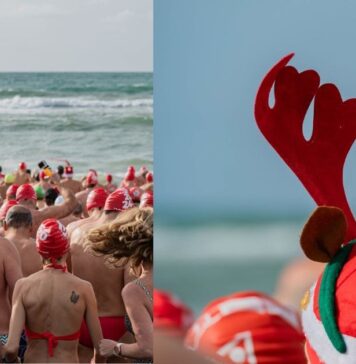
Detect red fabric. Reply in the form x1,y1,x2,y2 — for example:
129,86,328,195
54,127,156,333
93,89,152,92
26,327,81,357
254,54,356,241
86,187,108,211
185,291,306,364
19,162,27,171
39,170,46,180
146,172,153,183
106,174,113,183
86,171,98,186
104,188,134,212
154,289,194,335
16,184,37,202
6,184,19,199
64,166,73,176
0,200,17,220
125,166,135,181
36,219,69,259
79,316,126,348
129,187,143,202
140,192,153,208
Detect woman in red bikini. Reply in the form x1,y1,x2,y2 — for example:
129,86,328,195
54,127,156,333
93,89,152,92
87,207,153,363
3,218,105,363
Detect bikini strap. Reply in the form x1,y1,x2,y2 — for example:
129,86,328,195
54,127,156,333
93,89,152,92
135,278,153,302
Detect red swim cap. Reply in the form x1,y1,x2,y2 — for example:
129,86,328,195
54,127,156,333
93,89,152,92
86,187,108,211
125,166,135,181
185,291,306,364
154,289,194,335
16,184,37,202
86,171,98,186
146,172,153,183
6,184,19,200
140,192,153,208
129,187,143,203
106,174,113,183
36,219,69,259
0,200,17,220
19,162,27,171
64,166,73,177
104,188,134,212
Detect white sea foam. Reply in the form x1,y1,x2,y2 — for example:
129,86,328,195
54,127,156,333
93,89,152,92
0,95,153,110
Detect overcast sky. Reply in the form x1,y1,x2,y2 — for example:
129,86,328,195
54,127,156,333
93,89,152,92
0,0,152,72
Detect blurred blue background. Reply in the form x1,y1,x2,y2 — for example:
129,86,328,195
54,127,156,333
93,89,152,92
154,0,356,312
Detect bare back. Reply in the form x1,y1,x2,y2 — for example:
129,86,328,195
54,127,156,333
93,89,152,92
22,270,90,363
60,179,83,194
70,221,125,317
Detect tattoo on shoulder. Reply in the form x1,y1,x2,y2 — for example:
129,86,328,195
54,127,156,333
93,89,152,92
70,291,80,304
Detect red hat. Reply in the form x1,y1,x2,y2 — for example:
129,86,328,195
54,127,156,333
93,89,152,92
104,188,134,212
125,166,135,181
86,171,98,186
86,187,108,211
185,291,306,364
16,184,37,202
64,166,73,177
129,187,143,203
154,289,194,335
146,172,153,183
106,174,113,183
140,192,153,208
0,200,17,220
19,162,27,171
36,219,69,259
6,184,19,200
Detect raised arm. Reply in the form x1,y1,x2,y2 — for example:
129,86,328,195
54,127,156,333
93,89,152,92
4,279,26,363
84,282,106,363
40,187,77,220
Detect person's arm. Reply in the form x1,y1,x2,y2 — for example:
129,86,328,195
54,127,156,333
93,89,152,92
40,187,77,220
3,239,23,303
4,279,26,363
84,282,106,363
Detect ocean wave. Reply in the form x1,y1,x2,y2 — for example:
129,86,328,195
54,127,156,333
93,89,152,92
0,95,153,110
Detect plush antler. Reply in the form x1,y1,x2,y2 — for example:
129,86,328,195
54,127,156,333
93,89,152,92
255,53,356,241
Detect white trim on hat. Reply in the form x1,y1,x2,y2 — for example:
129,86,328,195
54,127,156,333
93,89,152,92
302,283,356,363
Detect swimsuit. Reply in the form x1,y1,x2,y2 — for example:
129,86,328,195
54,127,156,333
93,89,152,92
25,263,80,358
0,332,27,362
124,278,153,363
79,316,126,348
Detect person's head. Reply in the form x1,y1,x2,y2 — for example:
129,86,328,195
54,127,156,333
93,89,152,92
57,165,64,177
0,200,17,225
146,172,153,183
44,188,59,206
104,188,134,214
18,162,27,172
63,165,73,179
139,165,148,177
86,170,98,188
87,187,108,215
4,174,15,185
125,165,136,181
4,205,32,233
0,166,2,173
87,207,153,273
185,291,306,364
16,184,37,209
6,184,19,201
36,218,70,266
106,174,113,184
35,185,45,201
154,289,195,338
140,191,154,208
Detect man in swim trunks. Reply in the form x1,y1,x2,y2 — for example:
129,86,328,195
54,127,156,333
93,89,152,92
59,165,83,194
16,184,77,238
0,235,23,360
3,219,105,363
70,189,134,362
3,206,42,277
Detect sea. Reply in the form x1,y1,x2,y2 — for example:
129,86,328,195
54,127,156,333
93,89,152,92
155,219,308,314
0,72,153,180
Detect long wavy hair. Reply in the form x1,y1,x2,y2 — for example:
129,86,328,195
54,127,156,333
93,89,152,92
85,207,153,269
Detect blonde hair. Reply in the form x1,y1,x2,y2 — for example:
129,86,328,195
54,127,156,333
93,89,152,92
86,207,153,269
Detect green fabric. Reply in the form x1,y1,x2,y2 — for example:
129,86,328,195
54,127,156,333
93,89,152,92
319,240,356,353
35,185,45,200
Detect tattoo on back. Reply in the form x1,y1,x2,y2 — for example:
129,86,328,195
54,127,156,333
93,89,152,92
70,291,80,304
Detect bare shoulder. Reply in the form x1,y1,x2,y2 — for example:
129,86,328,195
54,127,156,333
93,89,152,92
122,281,142,303
0,237,19,256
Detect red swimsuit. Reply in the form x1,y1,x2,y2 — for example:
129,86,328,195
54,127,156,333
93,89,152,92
25,262,81,357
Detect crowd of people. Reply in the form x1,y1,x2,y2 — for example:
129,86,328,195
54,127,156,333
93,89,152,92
0,161,153,363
